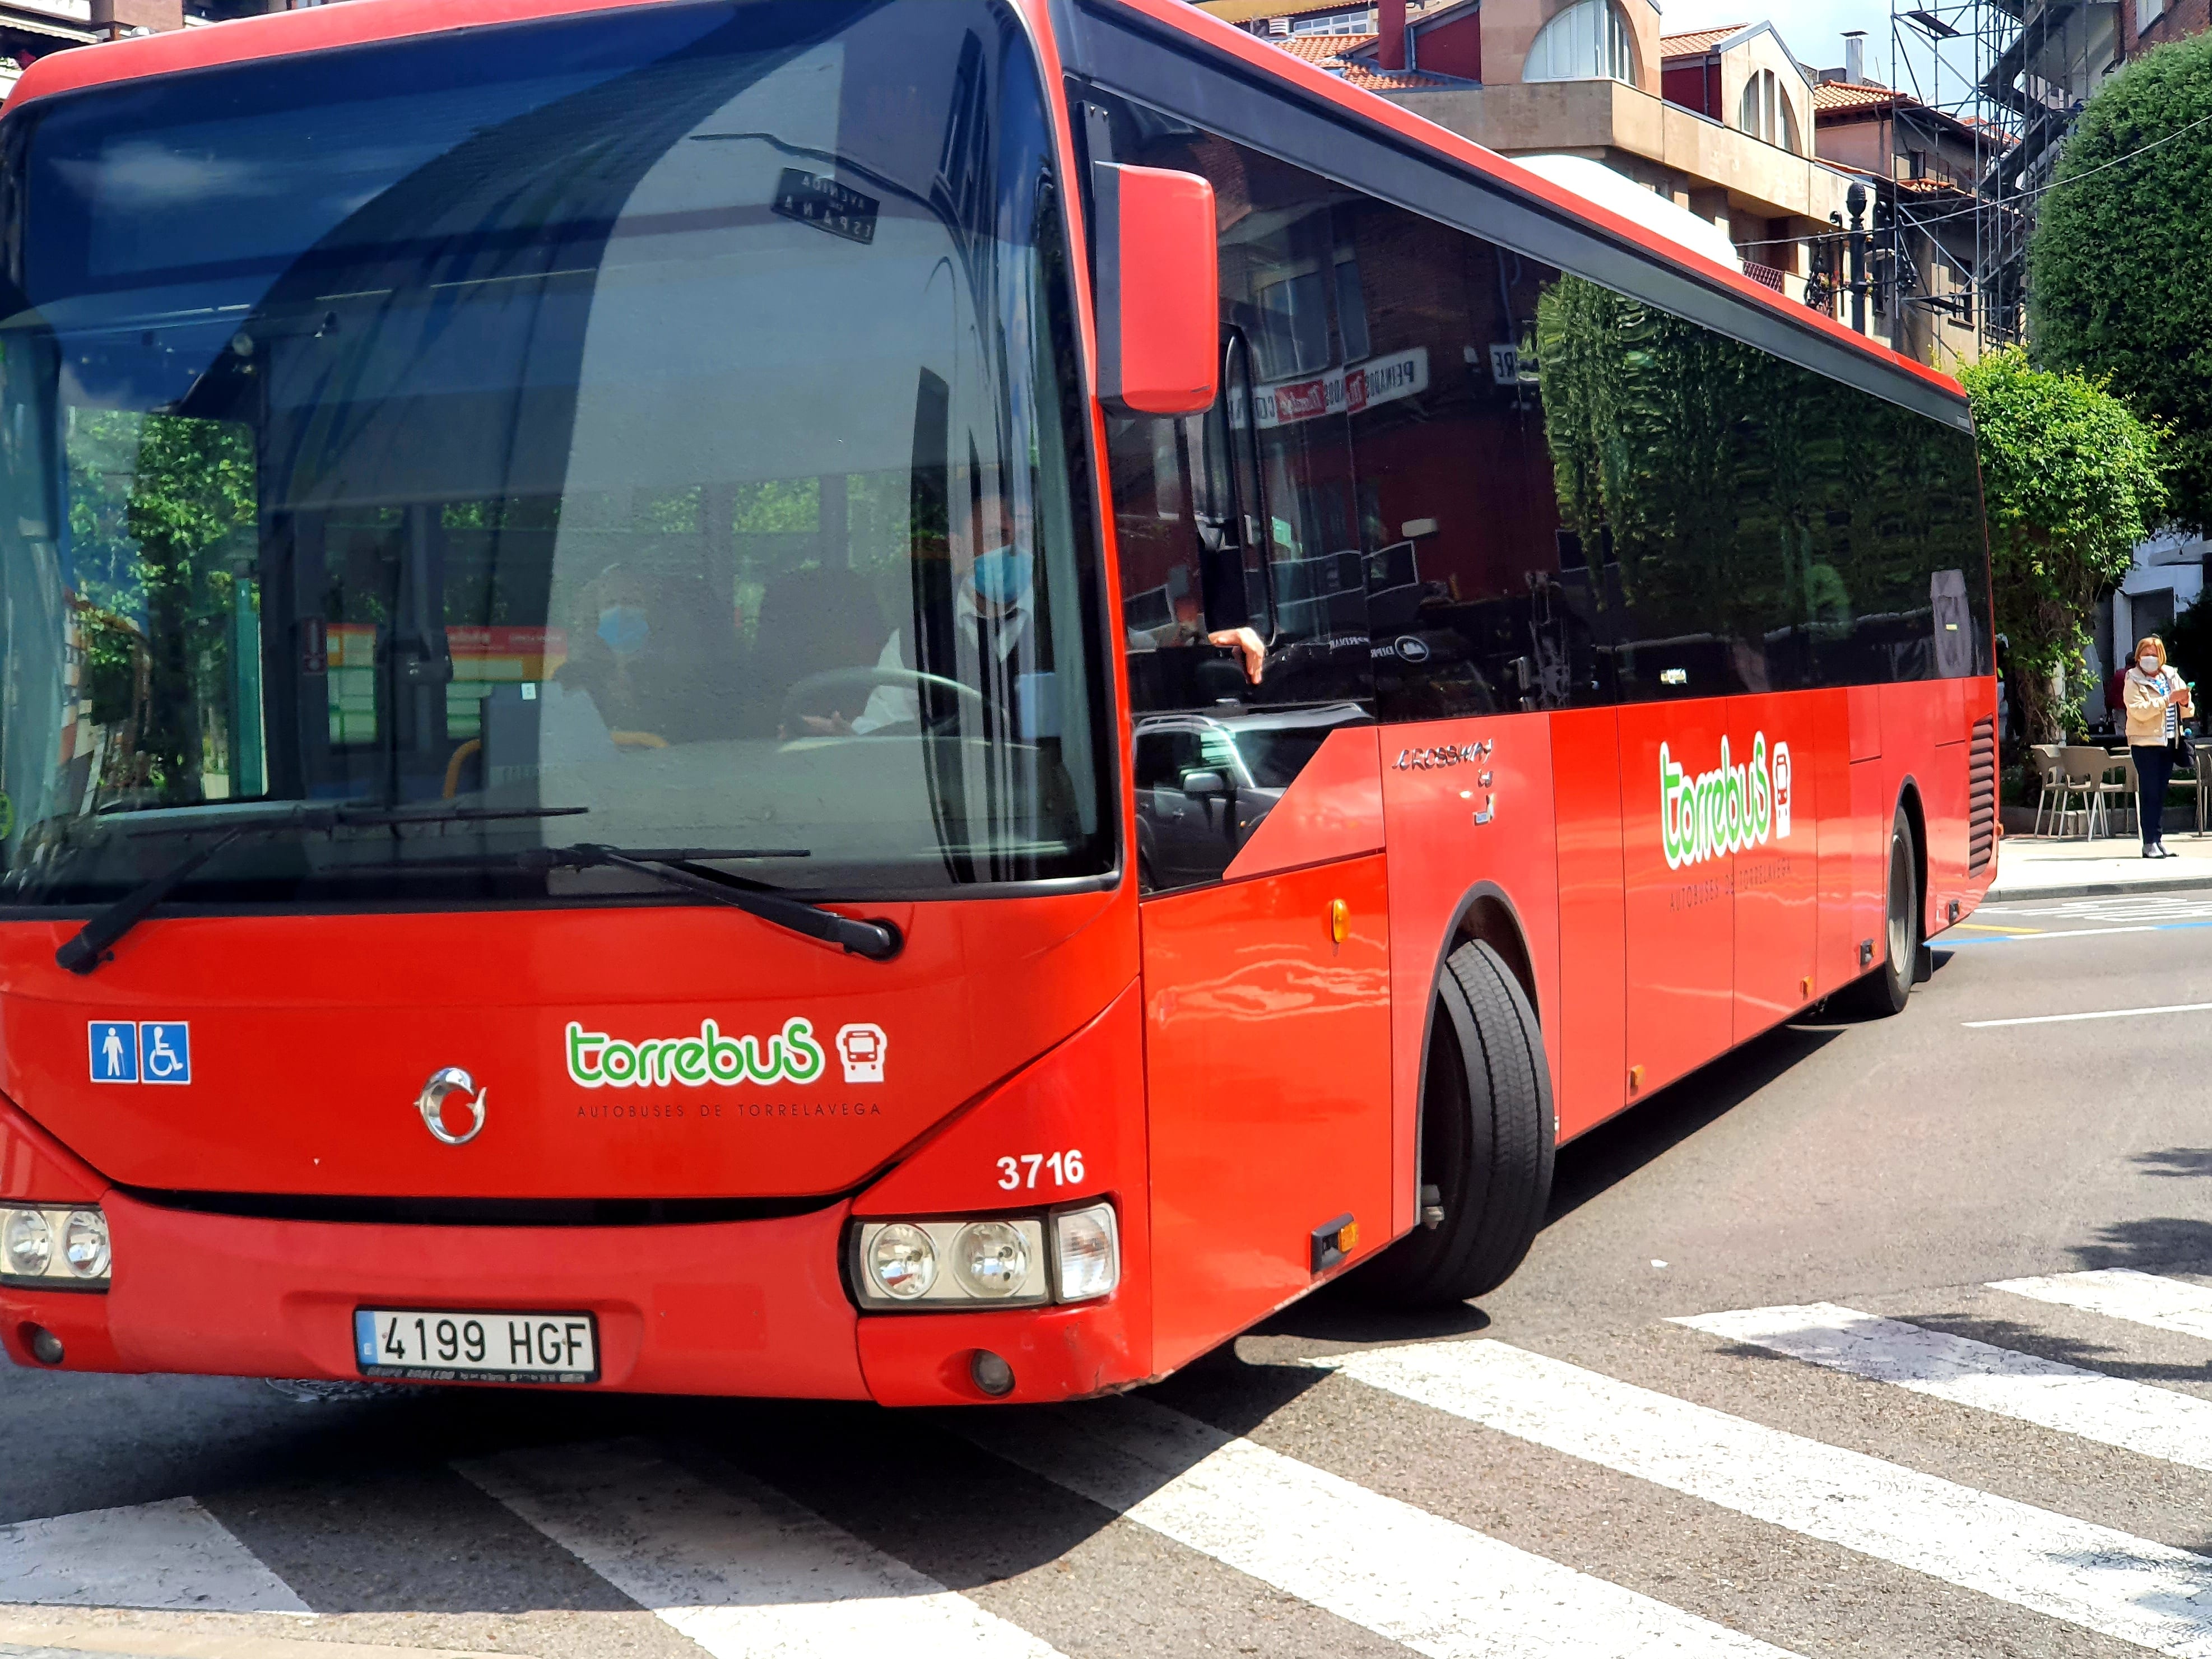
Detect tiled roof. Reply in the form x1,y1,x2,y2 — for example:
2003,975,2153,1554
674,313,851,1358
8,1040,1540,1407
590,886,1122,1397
1813,78,1905,114
1273,31,1374,62
1261,30,1465,89
1332,61,1463,89
1660,24,1749,58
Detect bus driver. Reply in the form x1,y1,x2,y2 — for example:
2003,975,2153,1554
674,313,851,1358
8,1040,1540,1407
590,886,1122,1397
805,494,1266,737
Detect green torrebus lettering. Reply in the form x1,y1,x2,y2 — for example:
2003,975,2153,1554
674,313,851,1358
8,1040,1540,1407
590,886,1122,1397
1660,732,1778,872
566,1018,826,1089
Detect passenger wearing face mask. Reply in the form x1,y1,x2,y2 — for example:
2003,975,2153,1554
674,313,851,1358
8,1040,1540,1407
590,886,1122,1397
2123,634,2193,858
557,568,738,744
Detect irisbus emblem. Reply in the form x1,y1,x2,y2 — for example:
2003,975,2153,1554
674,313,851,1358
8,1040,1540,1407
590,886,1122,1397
1660,732,1792,871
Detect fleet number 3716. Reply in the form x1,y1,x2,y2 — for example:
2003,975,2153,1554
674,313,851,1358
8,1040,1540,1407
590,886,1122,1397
996,1149,1084,1189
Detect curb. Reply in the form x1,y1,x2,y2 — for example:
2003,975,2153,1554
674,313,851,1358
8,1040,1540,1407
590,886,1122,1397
1984,871,2212,903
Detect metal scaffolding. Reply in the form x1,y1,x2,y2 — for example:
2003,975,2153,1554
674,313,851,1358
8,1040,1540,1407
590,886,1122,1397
1886,0,2118,352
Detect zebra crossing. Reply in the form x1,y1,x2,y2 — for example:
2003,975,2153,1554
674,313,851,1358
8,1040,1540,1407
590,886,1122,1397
11,1269,2212,1658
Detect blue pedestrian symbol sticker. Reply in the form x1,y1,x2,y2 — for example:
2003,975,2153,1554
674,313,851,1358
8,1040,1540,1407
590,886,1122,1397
139,1023,190,1085
89,1021,137,1084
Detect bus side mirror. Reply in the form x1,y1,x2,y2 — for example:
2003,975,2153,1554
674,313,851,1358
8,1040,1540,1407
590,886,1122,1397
1092,162,1218,416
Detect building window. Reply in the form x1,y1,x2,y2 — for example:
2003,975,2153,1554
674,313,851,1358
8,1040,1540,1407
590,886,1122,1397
1737,67,1801,153
1523,0,1634,84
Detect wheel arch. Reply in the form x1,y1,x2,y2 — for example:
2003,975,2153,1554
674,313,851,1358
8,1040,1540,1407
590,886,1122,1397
1410,880,1551,1195
1895,774,1929,941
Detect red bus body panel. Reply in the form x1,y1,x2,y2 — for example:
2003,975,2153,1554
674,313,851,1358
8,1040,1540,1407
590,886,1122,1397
0,0,1997,1403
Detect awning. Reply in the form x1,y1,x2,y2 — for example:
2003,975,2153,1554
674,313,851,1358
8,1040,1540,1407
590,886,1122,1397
0,10,99,44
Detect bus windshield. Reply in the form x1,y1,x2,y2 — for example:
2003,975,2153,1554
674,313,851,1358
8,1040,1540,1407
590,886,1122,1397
0,0,1109,909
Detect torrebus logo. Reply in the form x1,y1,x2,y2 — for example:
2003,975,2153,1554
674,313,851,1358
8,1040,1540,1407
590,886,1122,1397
1660,732,1792,871
566,1018,826,1090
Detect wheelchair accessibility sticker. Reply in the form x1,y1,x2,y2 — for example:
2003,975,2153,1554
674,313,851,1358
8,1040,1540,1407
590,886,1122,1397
88,1021,190,1085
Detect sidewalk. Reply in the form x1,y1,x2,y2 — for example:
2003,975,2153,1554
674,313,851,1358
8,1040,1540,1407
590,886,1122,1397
1987,828,2212,901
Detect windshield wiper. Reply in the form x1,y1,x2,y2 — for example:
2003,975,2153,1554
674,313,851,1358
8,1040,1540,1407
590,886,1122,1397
524,845,901,962
55,803,588,975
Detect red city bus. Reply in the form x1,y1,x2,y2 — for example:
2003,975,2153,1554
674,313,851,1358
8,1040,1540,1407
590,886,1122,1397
0,0,1995,1404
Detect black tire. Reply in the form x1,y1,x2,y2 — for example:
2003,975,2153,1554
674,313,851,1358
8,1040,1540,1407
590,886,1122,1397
1838,802,1920,1019
1359,940,1555,1307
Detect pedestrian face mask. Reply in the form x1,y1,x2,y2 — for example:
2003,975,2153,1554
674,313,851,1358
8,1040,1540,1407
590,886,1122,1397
2142,655,2162,674
970,546,1033,607
598,605,650,657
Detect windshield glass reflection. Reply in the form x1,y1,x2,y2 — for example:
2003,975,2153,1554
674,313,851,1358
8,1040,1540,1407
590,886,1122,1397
0,0,1108,908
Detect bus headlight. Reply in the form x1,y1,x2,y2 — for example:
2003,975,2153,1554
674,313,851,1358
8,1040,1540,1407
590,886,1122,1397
866,1223,937,1300
952,1221,1031,1299
852,1205,1118,1310
1053,1204,1120,1303
3,1210,53,1278
61,1211,111,1281
1,1206,109,1289
852,1216,1048,1309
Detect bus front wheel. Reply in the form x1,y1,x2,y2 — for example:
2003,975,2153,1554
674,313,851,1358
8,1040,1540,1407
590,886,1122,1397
1838,803,1920,1019
1359,940,1555,1308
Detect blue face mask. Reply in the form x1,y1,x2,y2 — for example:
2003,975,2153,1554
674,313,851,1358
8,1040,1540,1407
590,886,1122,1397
971,545,1033,606
597,605,650,657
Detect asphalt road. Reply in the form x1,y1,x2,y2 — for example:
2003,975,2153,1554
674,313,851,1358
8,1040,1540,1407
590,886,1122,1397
9,889,2212,1659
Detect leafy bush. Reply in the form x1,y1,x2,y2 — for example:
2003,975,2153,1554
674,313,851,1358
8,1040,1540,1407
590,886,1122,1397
1960,348,2168,742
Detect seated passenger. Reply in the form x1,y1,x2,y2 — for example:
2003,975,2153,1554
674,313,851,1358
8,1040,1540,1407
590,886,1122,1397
555,565,740,744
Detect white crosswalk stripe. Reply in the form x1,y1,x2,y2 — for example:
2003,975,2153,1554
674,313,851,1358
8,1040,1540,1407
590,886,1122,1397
457,1438,1065,1659
1992,1267,2212,1340
0,1497,306,1615
962,1395,1801,1659
1677,1300,2212,1470
31,1274,2212,1658
1328,1338,2212,1658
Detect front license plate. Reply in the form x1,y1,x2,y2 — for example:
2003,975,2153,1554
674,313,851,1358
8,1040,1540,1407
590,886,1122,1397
354,1308,599,1384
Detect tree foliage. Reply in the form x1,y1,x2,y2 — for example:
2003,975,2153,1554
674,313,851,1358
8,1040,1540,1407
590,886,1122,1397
1959,348,2167,742
67,410,257,797
2030,29,2212,532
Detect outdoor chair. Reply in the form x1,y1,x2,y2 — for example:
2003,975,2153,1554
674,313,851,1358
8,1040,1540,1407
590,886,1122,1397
2055,745,2113,838
2030,743,2065,835
2106,748,2140,837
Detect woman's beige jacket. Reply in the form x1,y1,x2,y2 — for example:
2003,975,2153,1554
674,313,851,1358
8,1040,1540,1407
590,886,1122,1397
2125,665,2191,745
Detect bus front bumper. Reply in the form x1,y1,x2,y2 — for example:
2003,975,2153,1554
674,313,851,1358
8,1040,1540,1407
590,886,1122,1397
0,1186,1145,1404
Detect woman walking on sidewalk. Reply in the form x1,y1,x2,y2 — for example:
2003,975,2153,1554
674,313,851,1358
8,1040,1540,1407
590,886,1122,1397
2125,635,2193,857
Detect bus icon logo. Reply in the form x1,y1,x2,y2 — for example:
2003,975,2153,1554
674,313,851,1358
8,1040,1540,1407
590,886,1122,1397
836,1024,887,1084
90,1021,137,1084
140,1023,191,1085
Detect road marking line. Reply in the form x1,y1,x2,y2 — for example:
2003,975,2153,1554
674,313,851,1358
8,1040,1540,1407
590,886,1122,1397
0,1498,307,1616
1327,1340,2212,1658
1945,924,2167,945
1677,1302,2212,1471
963,1395,1801,1659
1953,922,2044,933
1962,998,2212,1026
457,1438,1063,1659
1992,1270,2212,1343
0,1616,510,1658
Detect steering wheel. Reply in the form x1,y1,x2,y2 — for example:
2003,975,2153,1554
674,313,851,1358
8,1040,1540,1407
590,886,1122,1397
777,666,1011,739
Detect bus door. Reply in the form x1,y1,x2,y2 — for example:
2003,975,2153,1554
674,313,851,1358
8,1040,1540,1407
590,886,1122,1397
1111,309,1391,1372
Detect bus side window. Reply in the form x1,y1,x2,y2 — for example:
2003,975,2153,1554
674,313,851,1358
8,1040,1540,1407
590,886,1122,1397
1102,115,1370,720
1330,203,1605,720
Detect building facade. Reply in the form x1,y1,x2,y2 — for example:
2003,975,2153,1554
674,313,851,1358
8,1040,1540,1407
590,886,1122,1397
1212,0,1861,315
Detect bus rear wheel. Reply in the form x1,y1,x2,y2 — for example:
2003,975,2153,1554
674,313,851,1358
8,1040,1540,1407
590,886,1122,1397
1838,803,1920,1019
1359,939,1555,1308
